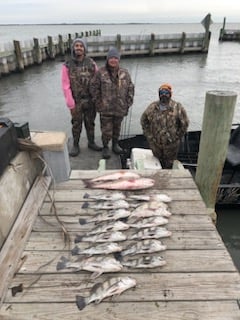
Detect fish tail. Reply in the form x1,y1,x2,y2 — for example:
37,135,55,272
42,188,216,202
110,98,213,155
83,193,90,199
83,179,95,189
74,235,83,243
79,218,87,225
71,245,80,255
81,202,89,209
56,256,69,271
76,295,87,310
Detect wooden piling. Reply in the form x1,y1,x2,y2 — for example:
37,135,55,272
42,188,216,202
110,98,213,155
116,34,121,51
195,90,237,221
33,38,42,64
149,33,155,56
180,32,186,53
201,13,212,52
47,36,55,59
219,17,226,41
58,35,65,56
13,40,24,71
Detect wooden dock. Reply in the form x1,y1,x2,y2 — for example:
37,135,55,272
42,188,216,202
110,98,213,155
0,156,240,319
219,17,240,41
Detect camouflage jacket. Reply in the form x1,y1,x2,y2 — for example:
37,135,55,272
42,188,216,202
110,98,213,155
65,56,96,103
90,66,134,117
141,99,189,146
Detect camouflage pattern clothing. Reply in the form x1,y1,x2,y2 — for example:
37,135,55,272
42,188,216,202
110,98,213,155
141,99,189,168
90,65,134,146
65,57,97,144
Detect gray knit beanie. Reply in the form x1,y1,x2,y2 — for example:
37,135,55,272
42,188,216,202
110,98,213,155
107,47,120,60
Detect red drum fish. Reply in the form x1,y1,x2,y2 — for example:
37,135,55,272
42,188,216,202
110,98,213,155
85,177,155,190
89,171,141,182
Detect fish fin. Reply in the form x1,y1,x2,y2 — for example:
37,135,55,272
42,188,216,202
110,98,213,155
79,218,87,225
56,256,69,271
76,295,87,310
83,193,90,199
71,245,79,256
74,235,83,243
113,252,123,261
82,202,89,209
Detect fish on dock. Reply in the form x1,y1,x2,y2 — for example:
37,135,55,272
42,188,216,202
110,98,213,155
130,206,172,218
127,216,169,228
79,208,131,225
121,239,167,256
121,255,166,268
84,177,155,190
74,231,127,243
71,242,123,256
76,276,137,310
127,193,172,203
129,227,172,240
87,171,141,182
57,255,123,278
85,220,129,235
82,199,130,210
83,191,126,201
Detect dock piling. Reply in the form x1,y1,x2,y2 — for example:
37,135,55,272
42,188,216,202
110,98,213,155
195,90,237,221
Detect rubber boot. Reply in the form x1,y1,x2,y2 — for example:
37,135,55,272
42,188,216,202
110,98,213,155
69,142,80,157
102,145,111,159
88,136,102,151
112,139,123,154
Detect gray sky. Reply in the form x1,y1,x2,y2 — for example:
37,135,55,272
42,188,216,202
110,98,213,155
0,0,240,24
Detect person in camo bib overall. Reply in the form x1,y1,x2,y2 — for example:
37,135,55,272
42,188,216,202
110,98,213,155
90,47,135,159
61,38,102,157
141,83,189,169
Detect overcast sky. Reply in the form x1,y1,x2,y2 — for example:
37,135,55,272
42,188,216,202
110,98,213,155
0,0,240,24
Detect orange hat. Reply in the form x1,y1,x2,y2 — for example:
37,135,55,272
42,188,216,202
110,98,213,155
159,83,172,93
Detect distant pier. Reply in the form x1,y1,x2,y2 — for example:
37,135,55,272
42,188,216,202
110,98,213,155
219,17,240,41
0,14,212,77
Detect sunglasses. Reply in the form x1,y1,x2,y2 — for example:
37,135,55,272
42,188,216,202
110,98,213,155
159,89,171,96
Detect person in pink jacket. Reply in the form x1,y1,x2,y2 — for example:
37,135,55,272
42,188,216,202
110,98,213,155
61,38,102,156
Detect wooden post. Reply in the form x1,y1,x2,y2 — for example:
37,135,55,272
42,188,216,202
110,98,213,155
149,33,155,56
195,90,237,221
33,38,42,64
68,34,72,53
180,32,186,53
75,32,79,38
13,40,24,71
47,36,55,59
201,13,212,52
116,34,121,51
219,17,226,41
58,34,65,56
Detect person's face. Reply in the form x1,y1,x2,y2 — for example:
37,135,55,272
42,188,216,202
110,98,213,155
107,57,119,68
74,42,85,57
159,89,171,105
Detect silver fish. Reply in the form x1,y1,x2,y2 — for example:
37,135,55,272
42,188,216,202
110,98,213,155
129,227,172,240
79,208,131,225
75,231,127,243
130,206,172,218
71,242,123,256
84,177,155,190
121,239,167,256
82,199,130,210
128,193,172,203
83,191,126,201
57,255,123,278
88,171,141,182
76,276,137,310
86,221,129,235
121,255,166,268
127,216,169,228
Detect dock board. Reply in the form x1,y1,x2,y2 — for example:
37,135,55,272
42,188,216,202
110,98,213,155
0,169,240,319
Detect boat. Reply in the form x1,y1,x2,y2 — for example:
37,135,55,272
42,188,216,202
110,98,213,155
119,124,240,207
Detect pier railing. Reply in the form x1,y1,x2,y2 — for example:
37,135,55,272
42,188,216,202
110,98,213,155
0,14,212,77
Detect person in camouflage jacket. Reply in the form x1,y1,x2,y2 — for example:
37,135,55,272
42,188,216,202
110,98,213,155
141,83,189,169
61,38,102,157
90,47,134,159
